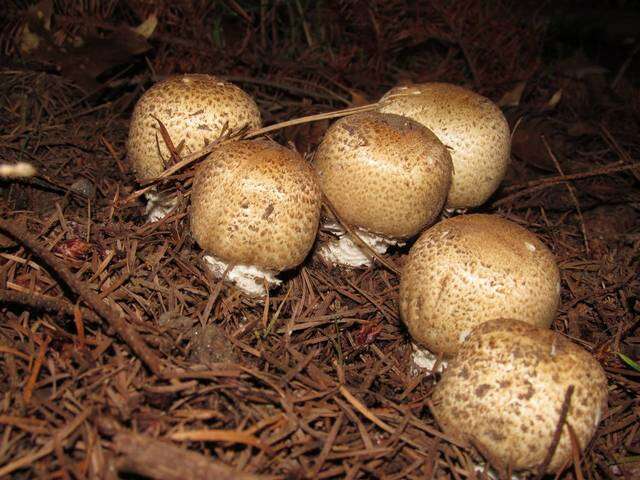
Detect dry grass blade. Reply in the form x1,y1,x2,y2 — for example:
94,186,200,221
133,103,380,192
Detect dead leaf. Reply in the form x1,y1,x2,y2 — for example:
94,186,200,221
348,89,370,107
583,205,638,239
545,89,563,110
18,0,53,55
133,14,158,39
498,81,526,107
18,4,155,90
511,117,565,172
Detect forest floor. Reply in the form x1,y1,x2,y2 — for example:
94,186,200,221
0,1,639,479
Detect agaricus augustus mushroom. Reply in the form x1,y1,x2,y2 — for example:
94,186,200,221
379,82,510,210
400,214,560,367
431,318,608,475
127,74,262,220
190,139,322,296
313,111,452,268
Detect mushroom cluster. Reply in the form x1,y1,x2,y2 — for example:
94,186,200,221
125,76,607,474
314,111,452,267
127,74,262,220
379,82,511,210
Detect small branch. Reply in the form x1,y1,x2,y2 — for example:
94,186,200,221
0,220,166,378
113,431,267,480
0,289,102,324
501,161,640,193
534,385,575,479
494,161,640,208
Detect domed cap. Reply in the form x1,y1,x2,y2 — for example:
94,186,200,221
190,139,322,272
400,214,560,356
431,318,608,474
379,83,510,209
127,74,262,181
314,112,452,239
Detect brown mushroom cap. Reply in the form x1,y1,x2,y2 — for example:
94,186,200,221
431,318,608,474
400,214,560,356
379,83,510,209
190,139,322,272
314,112,452,239
127,74,261,181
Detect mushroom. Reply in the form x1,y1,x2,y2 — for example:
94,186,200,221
431,318,608,475
379,82,510,210
313,111,452,268
127,74,262,221
400,214,560,368
190,139,322,297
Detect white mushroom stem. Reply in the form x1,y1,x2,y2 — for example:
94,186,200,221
203,254,281,297
319,221,403,268
145,190,179,222
441,207,468,218
411,327,473,372
410,343,448,373
471,463,522,480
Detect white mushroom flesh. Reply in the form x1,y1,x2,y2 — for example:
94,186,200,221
203,254,281,297
319,221,403,268
144,190,179,222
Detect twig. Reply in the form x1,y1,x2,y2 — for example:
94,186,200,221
0,289,102,324
169,429,266,449
113,431,266,480
541,136,590,255
0,220,166,378
534,385,575,480
500,161,640,194
245,103,378,139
